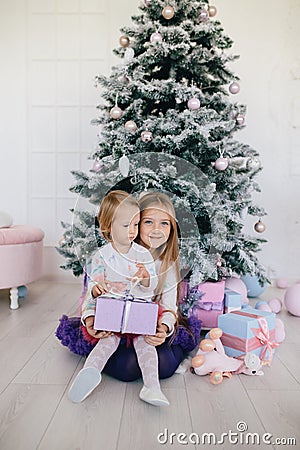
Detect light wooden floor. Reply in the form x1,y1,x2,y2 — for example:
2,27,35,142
0,281,299,450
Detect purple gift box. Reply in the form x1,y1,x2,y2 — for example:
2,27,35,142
94,294,158,335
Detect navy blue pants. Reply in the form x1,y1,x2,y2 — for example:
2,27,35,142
103,338,185,382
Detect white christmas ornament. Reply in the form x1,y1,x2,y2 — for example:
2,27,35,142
124,48,135,62
188,97,200,110
119,154,130,177
214,157,229,171
110,106,123,120
229,82,240,94
125,120,137,132
0,211,13,228
150,32,163,43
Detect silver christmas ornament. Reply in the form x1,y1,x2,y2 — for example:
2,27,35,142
214,157,229,171
93,160,103,172
162,5,175,20
125,120,137,132
119,35,130,48
141,130,153,142
188,97,200,110
124,47,135,62
208,5,217,17
229,82,240,94
254,219,266,233
199,9,209,22
150,32,163,43
110,106,123,120
236,114,245,126
144,0,151,6
119,154,130,177
118,74,130,84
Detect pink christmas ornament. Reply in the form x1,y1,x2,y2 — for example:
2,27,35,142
275,318,285,343
110,106,123,120
254,219,266,233
141,130,153,142
208,5,217,17
188,97,200,110
268,297,282,314
199,9,209,22
92,160,103,172
276,278,288,289
225,277,248,304
125,120,137,132
284,284,300,317
214,157,229,171
162,5,175,20
229,82,240,94
150,32,163,43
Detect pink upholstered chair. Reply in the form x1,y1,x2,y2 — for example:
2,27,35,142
0,225,44,309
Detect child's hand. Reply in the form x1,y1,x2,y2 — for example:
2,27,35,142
91,281,111,298
85,316,114,339
144,319,168,346
132,263,150,287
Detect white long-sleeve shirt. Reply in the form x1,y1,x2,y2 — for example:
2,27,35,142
154,259,178,336
82,242,157,320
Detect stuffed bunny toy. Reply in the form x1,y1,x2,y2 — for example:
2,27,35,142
191,328,264,384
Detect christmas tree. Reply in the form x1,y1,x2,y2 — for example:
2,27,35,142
57,0,267,286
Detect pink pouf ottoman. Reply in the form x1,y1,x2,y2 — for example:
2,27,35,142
0,225,44,309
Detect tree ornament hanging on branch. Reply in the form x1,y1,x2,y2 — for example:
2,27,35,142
229,81,240,94
199,9,209,22
119,35,130,48
124,47,135,63
141,130,153,142
236,114,245,126
92,160,103,172
150,32,163,43
162,5,175,20
118,74,130,84
214,149,229,171
125,120,137,132
254,219,266,233
144,0,152,7
188,97,200,111
110,94,123,120
119,154,130,177
208,5,217,17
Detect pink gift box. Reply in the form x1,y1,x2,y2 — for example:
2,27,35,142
94,295,158,335
190,280,225,328
197,280,225,303
193,308,223,329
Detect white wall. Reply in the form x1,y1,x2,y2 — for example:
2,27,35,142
0,0,299,281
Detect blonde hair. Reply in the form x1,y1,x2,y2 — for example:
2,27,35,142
137,192,180,304
98,190,139,241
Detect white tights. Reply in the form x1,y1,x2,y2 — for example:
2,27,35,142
84,334,160,389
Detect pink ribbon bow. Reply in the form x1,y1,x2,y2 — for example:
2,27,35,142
251,317,280,365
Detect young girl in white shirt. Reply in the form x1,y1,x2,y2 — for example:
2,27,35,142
68,190,169,406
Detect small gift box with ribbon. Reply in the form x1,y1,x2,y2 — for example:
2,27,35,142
218,306,278,365
94,290,158,336
224,288,242,313
191,280,225,328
